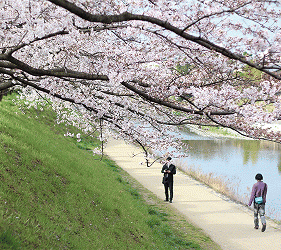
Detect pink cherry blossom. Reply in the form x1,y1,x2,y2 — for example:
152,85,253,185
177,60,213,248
1,0,281,163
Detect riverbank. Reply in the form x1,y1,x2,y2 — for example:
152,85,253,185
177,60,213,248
187,124,246,139
187,121,281,140
104,138,281,250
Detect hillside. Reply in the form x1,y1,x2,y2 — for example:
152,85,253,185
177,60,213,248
0,94,218,249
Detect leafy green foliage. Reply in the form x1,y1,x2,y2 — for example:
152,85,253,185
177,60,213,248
236,63,263,82
173,62,193,76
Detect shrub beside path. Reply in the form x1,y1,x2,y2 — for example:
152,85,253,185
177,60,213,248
104,138,281,250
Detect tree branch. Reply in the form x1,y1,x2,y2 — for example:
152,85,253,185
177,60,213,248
121,81,236,116
0,54,109,81
0,80,14,91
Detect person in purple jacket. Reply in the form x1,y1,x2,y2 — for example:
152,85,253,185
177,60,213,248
248,173,268,232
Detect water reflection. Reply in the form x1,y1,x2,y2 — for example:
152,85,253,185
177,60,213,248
184,139,281,169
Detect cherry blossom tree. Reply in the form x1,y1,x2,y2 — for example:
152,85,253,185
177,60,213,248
1,0,281,164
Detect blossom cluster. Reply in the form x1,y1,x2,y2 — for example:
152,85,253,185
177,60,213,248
1,0,281,159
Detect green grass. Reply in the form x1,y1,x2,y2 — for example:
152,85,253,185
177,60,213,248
203,126,235,137
0,94,220,249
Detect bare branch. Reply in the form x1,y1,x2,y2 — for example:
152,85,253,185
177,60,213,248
7,30,69,55
182,1,252,32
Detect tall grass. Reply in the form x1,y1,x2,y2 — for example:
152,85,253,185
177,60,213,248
177,163,250,204
0,94,219,249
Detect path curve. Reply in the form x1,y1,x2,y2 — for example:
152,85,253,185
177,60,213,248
104,138,281,250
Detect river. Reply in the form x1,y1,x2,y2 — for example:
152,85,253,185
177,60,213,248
178,127,281,221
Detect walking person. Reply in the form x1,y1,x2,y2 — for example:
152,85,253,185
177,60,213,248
248,173,268,232
161,157,176,203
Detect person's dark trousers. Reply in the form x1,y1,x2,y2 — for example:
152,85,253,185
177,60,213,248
164,181,173,201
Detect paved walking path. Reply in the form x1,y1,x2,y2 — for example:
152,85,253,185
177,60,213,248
104,138,281,250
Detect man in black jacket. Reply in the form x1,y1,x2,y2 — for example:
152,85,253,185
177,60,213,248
161,157,176,203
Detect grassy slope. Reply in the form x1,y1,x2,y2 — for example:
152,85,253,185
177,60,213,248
0,94,219,249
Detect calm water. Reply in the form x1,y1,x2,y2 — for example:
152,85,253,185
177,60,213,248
179,128,281,221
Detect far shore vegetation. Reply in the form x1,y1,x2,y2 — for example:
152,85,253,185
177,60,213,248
0,93,220,249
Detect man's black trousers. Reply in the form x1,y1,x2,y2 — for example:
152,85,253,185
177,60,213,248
164,181,173,201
